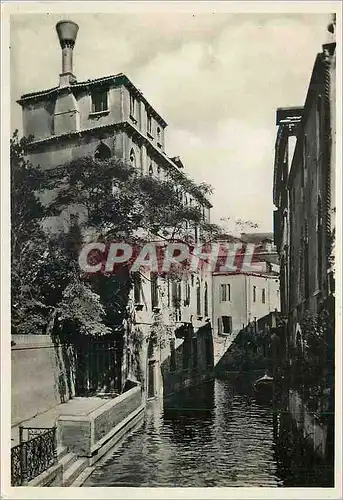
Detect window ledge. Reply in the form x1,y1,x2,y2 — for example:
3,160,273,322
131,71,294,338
147,132,154,140
130,114,138,125
89,110,110,118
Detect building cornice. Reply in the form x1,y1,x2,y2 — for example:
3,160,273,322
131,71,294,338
25,120,212,208
212,271,279,278
17,73,168,128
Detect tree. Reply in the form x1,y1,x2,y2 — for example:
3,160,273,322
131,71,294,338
11,139,222,338
10,133,110,337
11,130,48,334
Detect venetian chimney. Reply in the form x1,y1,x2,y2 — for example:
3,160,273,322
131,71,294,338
53,20,80,135
56,20,79,86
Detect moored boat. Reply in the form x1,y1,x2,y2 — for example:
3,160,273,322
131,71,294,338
252,371,274,395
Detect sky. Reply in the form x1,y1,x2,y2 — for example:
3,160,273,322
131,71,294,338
10,12,331,232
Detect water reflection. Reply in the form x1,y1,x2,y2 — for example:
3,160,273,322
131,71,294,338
84,376,333,487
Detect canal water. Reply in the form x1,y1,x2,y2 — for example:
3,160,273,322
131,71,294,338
84,376,333,487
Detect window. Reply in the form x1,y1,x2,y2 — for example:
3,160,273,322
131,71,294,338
129,94,135,118
149,164,153,177
129,148,136,167
157,127,161,146
204,282,209,317
262,288,266,304
94,142,111,160
218,316,232,334
133,272,141,303
147,114,152,135
196,278,201,316
253,286,256,303
157,165,161,176
220,284,230,302
185,280,190,306
91,90,108,113
150,272,159,309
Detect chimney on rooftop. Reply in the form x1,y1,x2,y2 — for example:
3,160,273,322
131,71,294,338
56,20,79,86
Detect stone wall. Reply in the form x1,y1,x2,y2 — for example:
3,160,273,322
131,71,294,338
58,384,143,462
11,335,75,426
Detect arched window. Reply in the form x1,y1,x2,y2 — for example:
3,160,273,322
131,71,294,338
149,164,153,177
129,148,136,167
94,142,111,160
157,127,161,143
196,278,201,316
204,282,208,317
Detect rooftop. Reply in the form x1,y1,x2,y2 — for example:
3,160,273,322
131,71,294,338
18,72,168,128
240,232,274,244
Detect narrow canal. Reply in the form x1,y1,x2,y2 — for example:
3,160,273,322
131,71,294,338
84,377,333,487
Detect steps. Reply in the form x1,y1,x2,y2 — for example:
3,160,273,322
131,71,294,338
57,445,68,460
58,449,88,486
63,457,88,487
69,465,95,487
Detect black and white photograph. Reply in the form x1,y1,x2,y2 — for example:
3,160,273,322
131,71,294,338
1,1,341,497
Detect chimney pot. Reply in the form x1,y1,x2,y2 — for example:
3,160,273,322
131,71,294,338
56,20,79,86
56,20,79,46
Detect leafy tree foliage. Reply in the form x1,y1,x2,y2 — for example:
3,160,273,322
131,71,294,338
11,135,221,338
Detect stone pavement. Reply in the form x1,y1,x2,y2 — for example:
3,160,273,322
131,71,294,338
11,396,115,447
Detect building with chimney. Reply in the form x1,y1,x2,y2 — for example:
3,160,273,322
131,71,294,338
17,20,214,401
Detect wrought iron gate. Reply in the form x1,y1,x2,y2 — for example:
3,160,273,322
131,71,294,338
74,336,122,396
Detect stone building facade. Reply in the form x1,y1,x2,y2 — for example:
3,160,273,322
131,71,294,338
211,233,280,365
273,19,336,362
212,270,280,339
18,20,214,400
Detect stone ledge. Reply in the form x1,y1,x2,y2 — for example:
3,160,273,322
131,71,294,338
58,384,143,458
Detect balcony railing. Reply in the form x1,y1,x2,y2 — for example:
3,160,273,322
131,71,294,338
11,426,57,486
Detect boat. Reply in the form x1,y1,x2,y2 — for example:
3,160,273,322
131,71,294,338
252,371,274,396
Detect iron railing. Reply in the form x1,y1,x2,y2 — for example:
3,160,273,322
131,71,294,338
11,443,22,486
11,426,57,486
